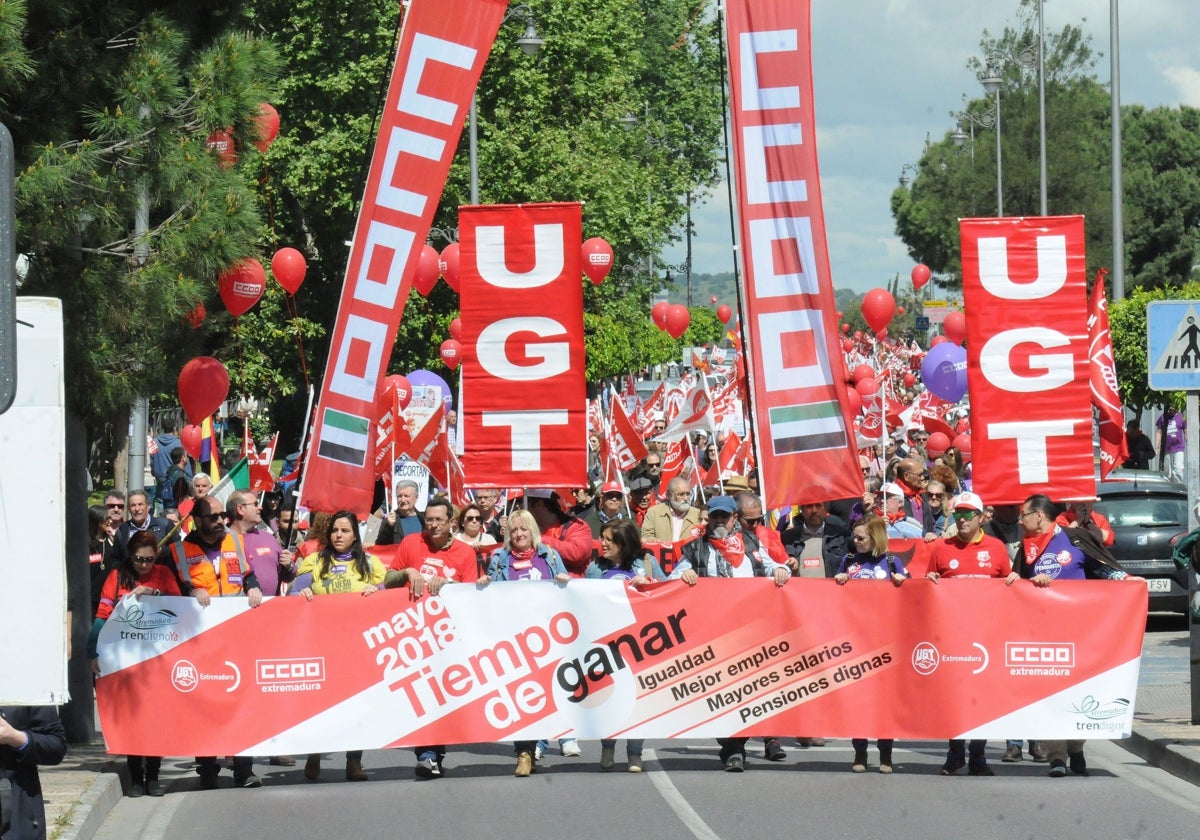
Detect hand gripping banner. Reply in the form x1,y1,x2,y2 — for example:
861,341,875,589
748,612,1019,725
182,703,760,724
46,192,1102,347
960,216,1094,503
300,0,507,516
96,579,1146,756
723,0,862,508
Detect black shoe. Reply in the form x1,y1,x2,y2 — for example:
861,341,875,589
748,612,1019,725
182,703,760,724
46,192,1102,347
127,783,145,798
1048,759,1067,778
764,739,786,761
1069,752,1088,776
939,755,965,776
198,773,219,790
968,763,995,776
237,774,262,788
145,779,165,797
724,754,745,772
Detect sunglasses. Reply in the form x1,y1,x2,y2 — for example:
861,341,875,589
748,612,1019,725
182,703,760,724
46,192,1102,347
928,493,945,499
195,513,227,523
132,555,157,564
952,510,980,521
463,515,481,522
741,517,764,527
106,503,124,509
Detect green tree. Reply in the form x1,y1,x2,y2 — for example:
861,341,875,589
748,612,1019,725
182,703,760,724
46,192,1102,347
1108,283,1199,414
7,8,282,470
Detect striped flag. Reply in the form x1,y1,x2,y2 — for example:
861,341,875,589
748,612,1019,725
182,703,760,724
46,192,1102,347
200,416,220,482
317,408,370,467
768,402,848,455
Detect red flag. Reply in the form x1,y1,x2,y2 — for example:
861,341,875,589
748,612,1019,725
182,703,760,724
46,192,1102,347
607,395,649,473
247,433,280,493
691,348,710,374
1088,269,1129,479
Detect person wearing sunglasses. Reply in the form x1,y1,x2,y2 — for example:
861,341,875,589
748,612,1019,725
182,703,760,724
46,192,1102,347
455,502,498,576
168,494,265,789
924,492,1017,777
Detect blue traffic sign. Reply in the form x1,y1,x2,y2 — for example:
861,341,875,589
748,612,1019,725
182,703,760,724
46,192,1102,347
1147,300,1200,391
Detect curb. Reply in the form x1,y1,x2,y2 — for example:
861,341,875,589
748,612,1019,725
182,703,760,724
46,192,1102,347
56,772,122,840
1119,728,1200,788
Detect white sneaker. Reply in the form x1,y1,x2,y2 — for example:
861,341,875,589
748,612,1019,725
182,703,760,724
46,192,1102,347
561,739,582,757
533,743,545,761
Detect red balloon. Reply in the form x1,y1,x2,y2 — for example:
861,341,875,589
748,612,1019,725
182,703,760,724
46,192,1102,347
841,323,850,334
218,259,266,316
897,306,905,315
836,311,844,320
841,338,853,353
911,263,932,290
902,372,916,388
377,373,413,416
853,330,863,341
205,129,237,169
710,295,718,304
581,237,614,285
178,356,230,425
412,245,440,296
254,103,280,153
851,364,875,384
925,431,951,457
854,376,878,398
651,301,670,329
717,304,733,324
440,243,461,292
845,387,862,415
664,304,691,339
180,424,203,459
943,311,967,345
271,247,307,295
448,317,462,342
185,302,206,329
861,288,895,333
439,339,462,371
952,433,972,463
930,334,949,346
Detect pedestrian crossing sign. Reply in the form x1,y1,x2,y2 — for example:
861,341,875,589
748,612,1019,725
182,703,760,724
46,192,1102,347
1147,300,1200,391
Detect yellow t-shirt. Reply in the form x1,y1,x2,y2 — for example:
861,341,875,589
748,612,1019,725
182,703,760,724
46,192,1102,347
298,551,386,595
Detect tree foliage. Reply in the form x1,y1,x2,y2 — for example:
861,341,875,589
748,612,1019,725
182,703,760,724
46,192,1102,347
1108,283,1198,414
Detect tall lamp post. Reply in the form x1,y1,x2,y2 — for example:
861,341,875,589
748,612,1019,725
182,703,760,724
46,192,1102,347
951,98,999,215
980,63,1004,216
469,6,543,205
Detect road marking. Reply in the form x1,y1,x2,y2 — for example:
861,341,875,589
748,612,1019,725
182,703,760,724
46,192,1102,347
641,748,722,840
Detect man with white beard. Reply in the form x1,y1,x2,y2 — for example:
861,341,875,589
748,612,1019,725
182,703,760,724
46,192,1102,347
640,477,701,544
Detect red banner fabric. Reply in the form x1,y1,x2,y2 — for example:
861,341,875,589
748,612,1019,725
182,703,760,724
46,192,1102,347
1089,273,1129,479
960,216,1095,504
459,203,587,487
299,0,506,516
96,579,1147,756
723,0,862,509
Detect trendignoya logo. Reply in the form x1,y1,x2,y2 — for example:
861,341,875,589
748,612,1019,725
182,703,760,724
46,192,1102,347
1071,695,1130,720
912,642,939,675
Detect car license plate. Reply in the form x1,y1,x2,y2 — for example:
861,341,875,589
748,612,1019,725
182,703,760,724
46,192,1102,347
1146,578,1172,592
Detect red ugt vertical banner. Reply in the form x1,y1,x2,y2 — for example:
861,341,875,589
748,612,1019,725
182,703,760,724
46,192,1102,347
459,203,587,487
960,216,1094,503
724,0,862,509
300,0,506,516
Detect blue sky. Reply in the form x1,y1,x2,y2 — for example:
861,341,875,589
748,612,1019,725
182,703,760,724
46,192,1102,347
660,0,1200,294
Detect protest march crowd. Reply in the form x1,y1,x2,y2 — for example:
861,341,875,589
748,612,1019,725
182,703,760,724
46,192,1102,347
78,342,1162,794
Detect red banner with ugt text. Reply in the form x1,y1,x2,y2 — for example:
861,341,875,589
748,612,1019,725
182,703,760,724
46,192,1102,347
95,579,1146,757
459,203,586,487
960,217,1094,504
723,0,862,509
300,0,506,516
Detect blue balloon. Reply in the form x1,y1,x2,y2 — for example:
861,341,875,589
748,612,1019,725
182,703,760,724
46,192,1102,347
407,369,453,409
920,342,968,403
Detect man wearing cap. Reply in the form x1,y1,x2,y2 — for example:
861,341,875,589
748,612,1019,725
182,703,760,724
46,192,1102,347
879,482,924,539
669,495,791,772
925,491,1017,777
583,481,630,538
641,477,701,545
625,469,657,528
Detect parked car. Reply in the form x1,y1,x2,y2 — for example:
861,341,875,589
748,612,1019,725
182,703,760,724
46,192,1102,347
1092,469,1190,612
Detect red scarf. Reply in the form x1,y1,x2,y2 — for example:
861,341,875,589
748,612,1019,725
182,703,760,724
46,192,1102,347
1022,527,1056,566
711,534,746,568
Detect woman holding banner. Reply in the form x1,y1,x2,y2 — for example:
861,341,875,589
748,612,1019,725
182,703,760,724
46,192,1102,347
455,502,498,575
481,509,572,776
88,530,181,797
297,512,387,782
587,519,664,772
834,515,909,774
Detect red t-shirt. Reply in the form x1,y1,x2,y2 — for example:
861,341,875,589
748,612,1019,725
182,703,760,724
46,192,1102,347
389,532,480,583
95,566,182,620
928,532,1013,578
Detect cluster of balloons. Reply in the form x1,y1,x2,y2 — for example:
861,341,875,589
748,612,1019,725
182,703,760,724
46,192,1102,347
177,356,230,455
213,246,308,321
651,301,691,339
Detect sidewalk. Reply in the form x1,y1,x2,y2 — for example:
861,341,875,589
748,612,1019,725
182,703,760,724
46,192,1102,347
37,629,1200,840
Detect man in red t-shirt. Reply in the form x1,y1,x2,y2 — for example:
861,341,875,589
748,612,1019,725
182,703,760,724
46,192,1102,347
386,497,479,781
926,491,1016,777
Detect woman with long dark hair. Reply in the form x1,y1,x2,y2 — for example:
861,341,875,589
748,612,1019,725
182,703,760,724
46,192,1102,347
87,530,180,797
297,512,386,781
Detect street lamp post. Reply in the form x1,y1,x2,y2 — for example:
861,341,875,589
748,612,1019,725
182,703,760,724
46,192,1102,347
898,164,917,188
981,63,1004,216
469,6,543,205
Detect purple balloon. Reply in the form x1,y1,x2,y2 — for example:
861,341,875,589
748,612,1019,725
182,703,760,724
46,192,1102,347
406,369,453,409
920,342,968,403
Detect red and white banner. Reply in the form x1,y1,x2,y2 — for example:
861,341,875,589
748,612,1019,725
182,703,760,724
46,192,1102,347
459,203,587,487
1088,271,1129,480
961,217,1095,503
606,395,648,472
300,0,506,516
724,0,862,509
96,579,1146,756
